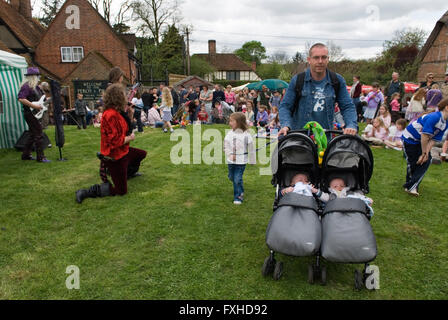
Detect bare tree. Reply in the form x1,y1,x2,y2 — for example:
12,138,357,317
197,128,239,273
102,0,112,23
326,41,345,62
304,41,345,62
269,51,290,65
88,0,101,11
114,0,132,27
131,0,179,45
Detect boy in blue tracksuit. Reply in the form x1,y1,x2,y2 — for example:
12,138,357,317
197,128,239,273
401,98,448,196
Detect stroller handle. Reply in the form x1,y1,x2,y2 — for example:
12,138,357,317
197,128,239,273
287,129,344,135
277,129,345,143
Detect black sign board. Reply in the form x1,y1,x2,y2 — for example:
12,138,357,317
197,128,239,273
73,80,108,101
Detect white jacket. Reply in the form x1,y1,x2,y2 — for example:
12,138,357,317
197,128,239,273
224,129,256,165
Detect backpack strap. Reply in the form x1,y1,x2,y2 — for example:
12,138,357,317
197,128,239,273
292,70,340,117
292,72,306,116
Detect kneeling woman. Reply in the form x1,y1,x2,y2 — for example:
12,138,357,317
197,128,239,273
76,84,147,203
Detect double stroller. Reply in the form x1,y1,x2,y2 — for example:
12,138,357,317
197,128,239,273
262,130,377,290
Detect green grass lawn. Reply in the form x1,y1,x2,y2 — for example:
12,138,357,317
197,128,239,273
0,124,447,299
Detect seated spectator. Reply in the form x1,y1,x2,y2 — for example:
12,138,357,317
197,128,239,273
377,104,392,128
256,105,269,127
361,117,388,146
211,101,225,124
384,118,407,151
147,103,164,128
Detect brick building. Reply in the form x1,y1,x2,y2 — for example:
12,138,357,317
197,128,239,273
0,0,140,107
194,40,261,82
416,10,448,82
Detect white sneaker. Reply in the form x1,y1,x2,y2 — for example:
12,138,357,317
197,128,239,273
170,128,174,133
233,200,242,205
405,188,419,197
163,128,167,133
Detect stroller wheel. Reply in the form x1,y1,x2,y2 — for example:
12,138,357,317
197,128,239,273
308,264,314,284
262,257,276,277
354,269,363,290
273,261,283,280
320,266,327,286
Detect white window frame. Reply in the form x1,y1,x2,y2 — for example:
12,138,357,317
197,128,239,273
60,46,84,62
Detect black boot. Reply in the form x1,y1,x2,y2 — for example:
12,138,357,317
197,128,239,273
76,183,110,203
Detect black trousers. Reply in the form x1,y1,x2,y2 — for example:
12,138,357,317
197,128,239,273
23,112,44,160
76,114,87,129
403,142,432,192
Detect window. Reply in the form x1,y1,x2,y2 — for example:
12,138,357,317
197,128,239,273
60,46,84,62
226,71,240,81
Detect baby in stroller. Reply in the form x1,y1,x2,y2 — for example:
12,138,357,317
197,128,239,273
280,172,316,197
314,176,374,217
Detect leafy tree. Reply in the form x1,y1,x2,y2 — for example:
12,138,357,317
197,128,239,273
190,56,215,78
234,41,267,66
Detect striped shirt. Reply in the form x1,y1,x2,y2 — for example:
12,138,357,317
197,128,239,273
402,111,447,145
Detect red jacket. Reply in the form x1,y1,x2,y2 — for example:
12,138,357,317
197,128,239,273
101,108,129,160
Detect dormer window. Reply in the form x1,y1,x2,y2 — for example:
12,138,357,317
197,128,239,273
60,46,84,62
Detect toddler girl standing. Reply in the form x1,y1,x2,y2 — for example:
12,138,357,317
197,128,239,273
224,112,256,204
160,87,174,133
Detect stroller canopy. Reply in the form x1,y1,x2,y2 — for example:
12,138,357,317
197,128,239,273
321,135,374,193
271,133,319,186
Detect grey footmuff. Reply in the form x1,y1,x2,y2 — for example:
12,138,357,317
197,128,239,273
266,193,321,257
321,198,377,263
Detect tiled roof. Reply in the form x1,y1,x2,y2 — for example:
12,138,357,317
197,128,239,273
417,10,448,62
0,1,44,49
118,34,137,52
0,40,15,54
193,53,254,72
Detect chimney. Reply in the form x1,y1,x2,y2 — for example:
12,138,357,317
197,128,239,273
251,61,257,72
10,0,20,11
208,40,216,56
10,0,32,20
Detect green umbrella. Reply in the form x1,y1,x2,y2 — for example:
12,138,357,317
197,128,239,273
246,79,289,91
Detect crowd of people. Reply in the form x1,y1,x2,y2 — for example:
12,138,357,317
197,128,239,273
356,71,448,167
16,42,448,201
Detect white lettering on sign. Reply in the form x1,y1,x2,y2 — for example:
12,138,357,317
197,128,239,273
65,5,80,30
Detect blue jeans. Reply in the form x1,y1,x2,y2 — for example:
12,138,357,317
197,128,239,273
228,164,246,201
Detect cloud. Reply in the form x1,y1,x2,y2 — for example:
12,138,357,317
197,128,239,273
182,0,447,59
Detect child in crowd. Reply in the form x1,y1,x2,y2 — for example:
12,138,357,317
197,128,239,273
159,87,174,133
147,103,163,128
245,102,255,126
268,112,281,131
313,177,374,217
256,105,269,127
363,83,384,124
377,104,391,128
384,118,407,151
197,103,209,124
224,112,256,204
406,88,426,123
281,172,314,196
181,105,190,128
361,117,388,146
93,106,103,128
389,93,401,123
212,101,225,124
269,106,279,123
